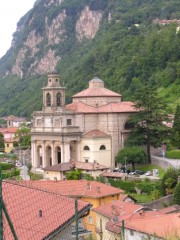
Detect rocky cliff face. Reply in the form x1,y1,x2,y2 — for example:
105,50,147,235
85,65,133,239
3,0,103,77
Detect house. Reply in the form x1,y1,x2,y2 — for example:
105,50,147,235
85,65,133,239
2,180,92,239
31,73,137,170
25,180,124,237
0,127,18,153
124,212,180,240
92,200,180,240
4,115,27,128
43,160,109,180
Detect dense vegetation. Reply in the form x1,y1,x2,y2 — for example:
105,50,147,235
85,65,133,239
0,0,179,117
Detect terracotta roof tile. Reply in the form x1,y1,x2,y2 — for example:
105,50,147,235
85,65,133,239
125,213,180,238
0,128,18,133
72,87,121,98
83,130,110,138
2,180,91,240
100,172,127,178
66,101,137,113
44,161,109,171
159,205,180,214
25,180,123,198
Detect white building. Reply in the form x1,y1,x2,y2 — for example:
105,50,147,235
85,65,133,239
31,73,137,169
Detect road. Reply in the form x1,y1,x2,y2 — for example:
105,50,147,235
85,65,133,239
152,154,180,169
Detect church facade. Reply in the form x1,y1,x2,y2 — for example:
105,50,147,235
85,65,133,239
31,73,137,169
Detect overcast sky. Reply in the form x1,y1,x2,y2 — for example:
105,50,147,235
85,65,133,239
0,0,37,58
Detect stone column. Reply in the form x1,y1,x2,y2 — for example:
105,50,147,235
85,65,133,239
42,141,46,168
76,141,81,161
31,140,35,167
64,143,70,163
51,141,56,165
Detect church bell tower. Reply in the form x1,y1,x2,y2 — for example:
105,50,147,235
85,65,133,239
42,73,66,113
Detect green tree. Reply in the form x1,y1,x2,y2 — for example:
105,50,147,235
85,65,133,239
15,123,31,147
161,168,180,196
116,146,147,171
172,105,180,148
126,87,170,163
0,133,5,152
173,182,180,205
65,169,82,180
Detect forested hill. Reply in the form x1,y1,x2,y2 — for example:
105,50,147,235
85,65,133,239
0,0,179,117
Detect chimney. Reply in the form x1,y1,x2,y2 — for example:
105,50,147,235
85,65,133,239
97,186,101,193
39,210,43,218
86,181,90,190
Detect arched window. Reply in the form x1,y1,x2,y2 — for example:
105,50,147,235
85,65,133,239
99,145,106,150
56,93,61,106
84,146,90,151
46,93,51,106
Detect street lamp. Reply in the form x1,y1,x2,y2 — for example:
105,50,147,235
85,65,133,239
125,157,127,172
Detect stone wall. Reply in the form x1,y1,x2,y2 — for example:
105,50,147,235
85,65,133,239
151,155,174,170
143,195,173,209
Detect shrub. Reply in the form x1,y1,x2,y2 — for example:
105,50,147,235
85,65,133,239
136,182,162,195
108,179,136,193
166,150,180,159
2,169,20,179
0,162,13,170
161,168,180,195
173,183,180,205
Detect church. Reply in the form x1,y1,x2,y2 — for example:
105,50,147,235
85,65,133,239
31,73,137,170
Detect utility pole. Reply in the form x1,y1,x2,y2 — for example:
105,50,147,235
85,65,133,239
75,198,78,240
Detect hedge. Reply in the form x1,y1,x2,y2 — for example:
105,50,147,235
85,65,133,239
2,169,20,179
166,150,180,159
108,178,162,195
0,162,13,170
108,179,136,193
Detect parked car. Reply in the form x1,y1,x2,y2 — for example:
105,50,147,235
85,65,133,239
146,171,152,176
129,170,145,175
112,168,119,172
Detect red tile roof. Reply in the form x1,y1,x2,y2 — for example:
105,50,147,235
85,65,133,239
25,180,123,198
159,204,180,214
66,101,137,113
0,128,18,134
83,130,110,138
93,201,145,220
100,172,127,178
72,87,121,98
3,180,91,240
125,213,180,238
44,161,109,172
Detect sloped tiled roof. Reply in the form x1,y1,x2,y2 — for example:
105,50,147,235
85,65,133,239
0,128,18,134
159,204,180,214
125,213,180,238
25,180,123,198
44,161,109,172
2,180,91,240
72,87,121,98
83,130,110,138
66,101,137,113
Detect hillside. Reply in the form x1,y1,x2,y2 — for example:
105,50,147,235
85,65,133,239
0,0,179,117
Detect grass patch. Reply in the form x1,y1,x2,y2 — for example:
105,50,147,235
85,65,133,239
166,150,180,159
29,172,43,180
130,193,153,203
